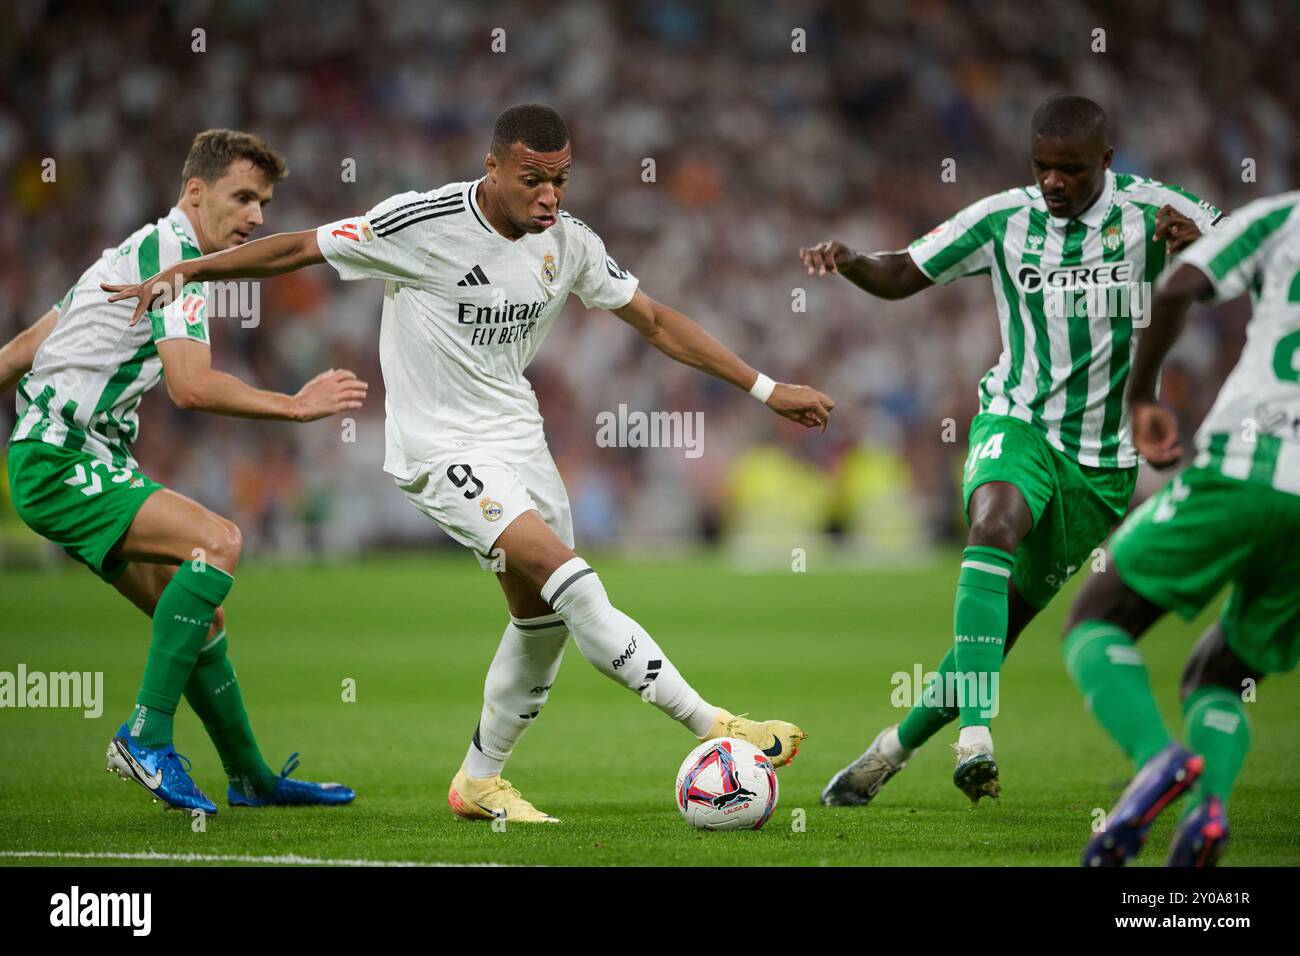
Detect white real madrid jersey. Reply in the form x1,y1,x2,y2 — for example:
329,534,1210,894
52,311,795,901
317,179,638,478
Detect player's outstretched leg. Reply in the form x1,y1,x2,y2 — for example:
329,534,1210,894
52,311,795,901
823,587,1037,807
523,512,803,759
949,481,1032,803
115,563,355,808
105,491,241,813
540,554,805,764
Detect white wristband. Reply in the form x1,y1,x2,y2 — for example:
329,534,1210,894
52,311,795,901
748,373,776,403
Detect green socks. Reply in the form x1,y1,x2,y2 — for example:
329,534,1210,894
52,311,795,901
1182,686,1250,812
128,563,234,748
1062,620,1170,768
897,647,960,750
183,628,279,797
953,546,1014,728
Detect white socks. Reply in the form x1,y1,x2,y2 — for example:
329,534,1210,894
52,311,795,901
881,726,913,764
464,612,569,779
541,557,715,737
957,725,993,753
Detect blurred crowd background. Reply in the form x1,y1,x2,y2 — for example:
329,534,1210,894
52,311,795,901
3,0,1297,565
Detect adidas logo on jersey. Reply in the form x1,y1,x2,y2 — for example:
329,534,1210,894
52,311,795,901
457,265,490,286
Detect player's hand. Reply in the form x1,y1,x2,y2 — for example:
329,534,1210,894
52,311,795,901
1131,399,1182,469
1154,205,1201,256
101,273,180,327
799,240,858,277
292,368,369,422
766,383,835,431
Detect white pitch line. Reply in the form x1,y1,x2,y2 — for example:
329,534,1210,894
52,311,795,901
0,850,518,867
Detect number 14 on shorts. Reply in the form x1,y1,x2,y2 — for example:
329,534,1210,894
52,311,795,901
965,431,1005,477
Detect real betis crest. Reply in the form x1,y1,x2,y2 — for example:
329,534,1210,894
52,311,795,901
1103,225,1122,251
542,253,558,285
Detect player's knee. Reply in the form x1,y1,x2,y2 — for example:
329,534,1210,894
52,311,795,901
967,512,1021,553
203,518,243,571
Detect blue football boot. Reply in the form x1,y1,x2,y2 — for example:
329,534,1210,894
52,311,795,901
1084,741,1204,867
1166,795,1229,867
106,723,218,814
227,753,355,807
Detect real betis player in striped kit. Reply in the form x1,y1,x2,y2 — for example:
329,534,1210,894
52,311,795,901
0,130,366,814
803,95,1224,806
1062,191,1300,867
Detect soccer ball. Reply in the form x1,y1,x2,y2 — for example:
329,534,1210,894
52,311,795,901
675,737,778,831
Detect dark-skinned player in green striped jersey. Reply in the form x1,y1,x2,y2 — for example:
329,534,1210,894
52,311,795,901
802,94,1225,806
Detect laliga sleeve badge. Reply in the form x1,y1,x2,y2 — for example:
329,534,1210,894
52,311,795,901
480,497,504,522
331,220,375,242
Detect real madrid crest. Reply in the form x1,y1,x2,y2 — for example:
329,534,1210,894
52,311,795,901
480,497,504,522
542,253,558,285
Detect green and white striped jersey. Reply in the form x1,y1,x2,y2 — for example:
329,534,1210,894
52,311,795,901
1176,191,1300,496
10,208,210,469
909,170,1223,468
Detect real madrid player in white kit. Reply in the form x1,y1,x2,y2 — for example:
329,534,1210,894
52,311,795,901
108,105,835,823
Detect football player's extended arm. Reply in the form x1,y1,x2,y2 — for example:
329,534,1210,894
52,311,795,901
1125,263,1214,467
798,241,933,300
157,338,367,422
102,230,325,327
0,307,58,393
611,288,835,431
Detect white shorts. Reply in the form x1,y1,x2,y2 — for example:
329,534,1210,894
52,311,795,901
395,446,575,570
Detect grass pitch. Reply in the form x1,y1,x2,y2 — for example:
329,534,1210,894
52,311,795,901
1,551,1296,866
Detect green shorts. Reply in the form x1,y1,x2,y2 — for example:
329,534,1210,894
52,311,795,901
963,413,1137,610
6,439,162,583
1112,466,1300,674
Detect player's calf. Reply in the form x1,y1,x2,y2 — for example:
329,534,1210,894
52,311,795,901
540,556,718,735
